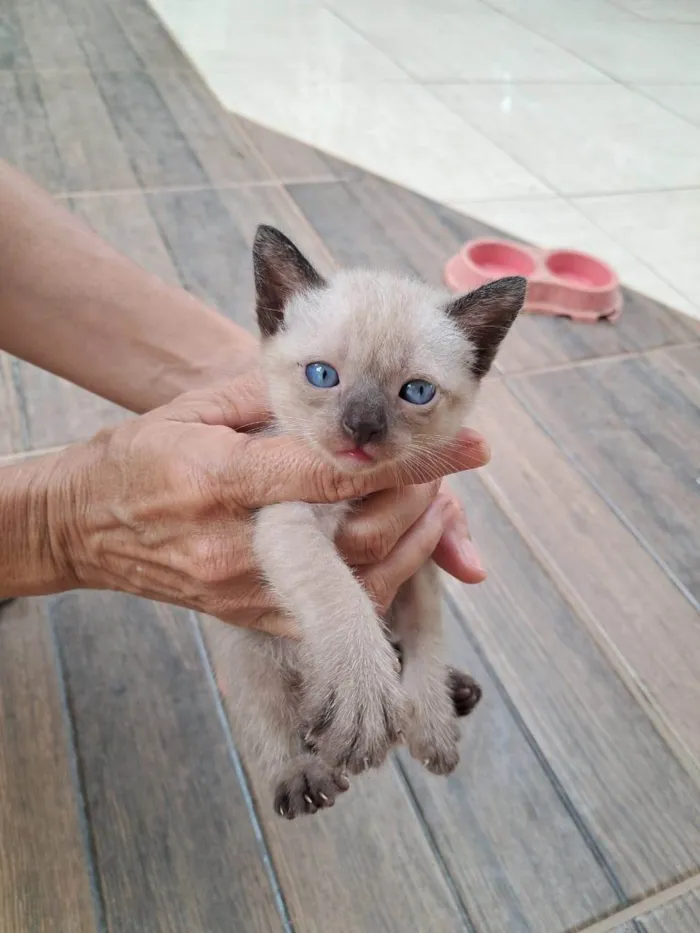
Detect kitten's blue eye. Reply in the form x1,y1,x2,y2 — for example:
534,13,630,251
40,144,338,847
305,362,339,388
400,379,436,405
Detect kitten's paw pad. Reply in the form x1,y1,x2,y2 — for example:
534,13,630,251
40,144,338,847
274,757,350,820
447,668,482,718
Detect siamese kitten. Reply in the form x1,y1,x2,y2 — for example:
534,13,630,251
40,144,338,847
226,225,525,819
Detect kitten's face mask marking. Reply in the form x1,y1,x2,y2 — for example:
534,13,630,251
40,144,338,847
252,225,525,472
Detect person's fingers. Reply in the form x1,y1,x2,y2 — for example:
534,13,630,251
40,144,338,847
228,428,490,509
337,480,441,566
431,489,487,584
358,494,460,613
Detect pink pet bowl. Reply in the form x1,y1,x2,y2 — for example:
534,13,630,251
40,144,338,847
444,238,622,322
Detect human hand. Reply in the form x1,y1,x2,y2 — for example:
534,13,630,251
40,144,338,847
52,375,488,636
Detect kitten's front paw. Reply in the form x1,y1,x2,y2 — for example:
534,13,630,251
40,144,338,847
304,647,407,774
447,667,483,717
274,754,350,819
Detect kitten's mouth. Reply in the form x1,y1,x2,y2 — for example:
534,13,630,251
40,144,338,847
336,447,376,465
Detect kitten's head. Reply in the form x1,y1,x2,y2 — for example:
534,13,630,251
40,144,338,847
253,225,525,473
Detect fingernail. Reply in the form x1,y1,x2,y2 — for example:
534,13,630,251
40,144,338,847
459,538,485,573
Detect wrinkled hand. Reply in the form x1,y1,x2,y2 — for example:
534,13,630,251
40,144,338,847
55,374,489,636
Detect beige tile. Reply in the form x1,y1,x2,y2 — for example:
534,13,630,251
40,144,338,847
535,18,700,83
323,6,607,82
152,3,407,84
574,189,700,317
637,85,700,129
611,0,700,22
434,83,700,195
205,78,550,202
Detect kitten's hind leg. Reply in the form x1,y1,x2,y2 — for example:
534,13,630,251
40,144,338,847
392,643,482,718
391,563,460,776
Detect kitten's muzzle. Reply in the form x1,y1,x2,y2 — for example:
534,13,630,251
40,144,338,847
341,399,388,448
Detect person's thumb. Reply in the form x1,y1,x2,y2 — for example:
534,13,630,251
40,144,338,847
162,371,270,432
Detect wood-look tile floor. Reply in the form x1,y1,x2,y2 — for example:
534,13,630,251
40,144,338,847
0,2,699,931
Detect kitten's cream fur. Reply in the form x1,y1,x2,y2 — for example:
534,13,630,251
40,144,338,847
225,226,525,819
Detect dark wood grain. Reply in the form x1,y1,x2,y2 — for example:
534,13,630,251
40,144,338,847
0,6,33,69
470,378,700,770
59,0,144,72
400,601,619,933
147,184,334,331
512,351,700,601
0,599,98,933
201,617,468,933
38,69,137,192
444,473,700,899
0,71,65,192
110,0,191,70
16,0,88,69
70,191,181,284
17,363,126,450
93,69,209,188
636,889,700,932
286,178,700,371
52,592,284,933
92,68,271,190
149,70,273,186
0,355,22,456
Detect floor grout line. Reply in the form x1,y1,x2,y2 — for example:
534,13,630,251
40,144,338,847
52,175,354,200
391,756,479,933
500,339,700,379
575,871,700,933
190,614,295,933
478,465,700,792
503,376,700,618
0,443,68,466
48,603,109,933
443,587,632,908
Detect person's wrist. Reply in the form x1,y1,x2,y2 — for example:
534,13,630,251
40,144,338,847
0,447,87,596
41,446,88,592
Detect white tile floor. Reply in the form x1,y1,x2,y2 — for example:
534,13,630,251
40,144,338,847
151,0,700,320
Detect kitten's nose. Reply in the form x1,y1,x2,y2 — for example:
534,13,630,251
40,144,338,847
342,409,388,447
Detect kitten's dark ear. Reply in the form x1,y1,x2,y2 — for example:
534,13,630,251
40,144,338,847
446,276,527,378
252,224,326,337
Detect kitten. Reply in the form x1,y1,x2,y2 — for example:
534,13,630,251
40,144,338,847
225,225,525,819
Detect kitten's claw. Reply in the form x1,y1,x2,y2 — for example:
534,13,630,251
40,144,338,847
447,668,482,718
274,755,350,820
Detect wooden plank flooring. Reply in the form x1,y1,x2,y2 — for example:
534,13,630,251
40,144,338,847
0,1,699,931
52,592,284,933
0,600,98,933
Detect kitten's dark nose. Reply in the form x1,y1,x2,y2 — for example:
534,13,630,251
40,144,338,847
342,402,388,447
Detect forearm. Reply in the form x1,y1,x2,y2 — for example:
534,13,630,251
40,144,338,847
0,160,258,414
0,451,78,597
